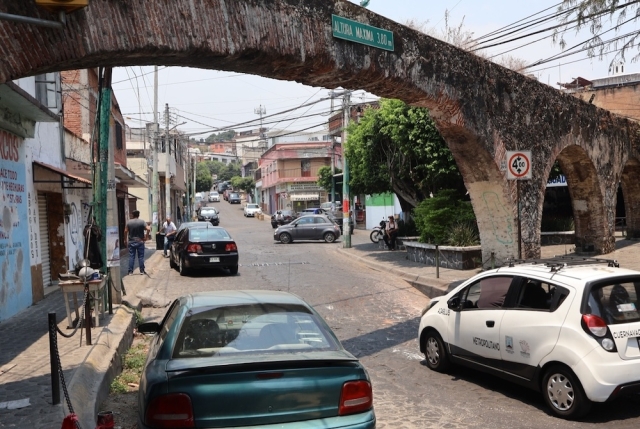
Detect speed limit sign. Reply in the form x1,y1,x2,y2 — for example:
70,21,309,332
506,151,532,180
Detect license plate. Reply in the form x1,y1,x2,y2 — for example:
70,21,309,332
209,257,220,262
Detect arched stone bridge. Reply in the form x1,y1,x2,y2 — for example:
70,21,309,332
2,0,639,263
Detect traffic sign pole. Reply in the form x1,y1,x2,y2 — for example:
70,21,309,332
506,150,532,259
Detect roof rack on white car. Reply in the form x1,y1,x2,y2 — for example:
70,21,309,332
507,256,620,271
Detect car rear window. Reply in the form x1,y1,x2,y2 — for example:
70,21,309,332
173,304,339,358
587,281,640,325
189,229,231,241
200,209,216,214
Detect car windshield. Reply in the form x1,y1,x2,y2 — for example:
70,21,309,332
173,303,339,358
247,204,259,209
230,193,239,198
587,280,640,325
200,209,217,215
189,228,231,241
211,192,219,196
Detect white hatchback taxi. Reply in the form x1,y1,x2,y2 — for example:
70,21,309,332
418,257,640,419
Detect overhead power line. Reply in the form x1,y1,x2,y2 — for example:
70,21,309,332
473,0,640,51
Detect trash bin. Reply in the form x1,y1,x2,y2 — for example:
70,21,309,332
156,233,165,250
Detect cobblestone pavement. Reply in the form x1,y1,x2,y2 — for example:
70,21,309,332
5,196,640,428
0,248,155,428
138,202,640,429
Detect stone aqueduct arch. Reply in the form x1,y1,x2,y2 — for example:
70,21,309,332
2,0,640,263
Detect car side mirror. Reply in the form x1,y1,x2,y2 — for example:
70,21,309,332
447,296,461,312
137,322,161,334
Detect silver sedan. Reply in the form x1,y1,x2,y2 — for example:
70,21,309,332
274,215,341,243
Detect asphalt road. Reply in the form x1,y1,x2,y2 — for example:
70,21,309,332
137,200,640,429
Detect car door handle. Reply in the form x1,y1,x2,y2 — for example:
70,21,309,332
486,320,495,328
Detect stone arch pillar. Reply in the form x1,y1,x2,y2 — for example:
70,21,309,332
621,158,640,239
556,145,613,254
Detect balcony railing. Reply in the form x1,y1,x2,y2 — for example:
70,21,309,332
262,165,327,179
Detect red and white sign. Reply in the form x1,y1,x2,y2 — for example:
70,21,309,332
506,151,532,180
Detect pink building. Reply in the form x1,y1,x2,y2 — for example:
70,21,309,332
259,142,341,214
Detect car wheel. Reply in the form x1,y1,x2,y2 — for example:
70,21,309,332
324,232,336,243
169,252,177,269
542,365,591,419
179,257,189,276
279,232,292,244
423,330,450,372
228,265,238,275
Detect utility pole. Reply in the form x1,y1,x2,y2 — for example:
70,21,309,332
342,91,351,248
96,67,112,268
151,66,159,236
330,93,336,208
165,103,171,221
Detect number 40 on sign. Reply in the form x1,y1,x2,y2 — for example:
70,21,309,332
506,151,532,180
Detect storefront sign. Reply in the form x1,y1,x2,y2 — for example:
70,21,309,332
0,130,32,321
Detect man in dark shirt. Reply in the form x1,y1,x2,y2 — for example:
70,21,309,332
124,210,150,275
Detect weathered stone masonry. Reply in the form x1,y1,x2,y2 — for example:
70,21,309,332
1,0,639,263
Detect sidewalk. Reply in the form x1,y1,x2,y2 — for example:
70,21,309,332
337,231,640,298
0,245,161,429
2,233,640,429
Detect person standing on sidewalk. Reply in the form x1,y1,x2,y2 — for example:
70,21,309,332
124,210,150,275
160,215,177,257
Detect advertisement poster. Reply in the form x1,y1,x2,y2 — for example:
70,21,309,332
106,225,120,267
0,131,32,322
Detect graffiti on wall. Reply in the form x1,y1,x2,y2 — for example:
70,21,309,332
481,191,514,245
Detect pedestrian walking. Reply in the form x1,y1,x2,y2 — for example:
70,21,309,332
160,215,177,257
124,210,150,275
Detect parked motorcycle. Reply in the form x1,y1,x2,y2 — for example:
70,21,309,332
271,210,297,229
370,219,387,243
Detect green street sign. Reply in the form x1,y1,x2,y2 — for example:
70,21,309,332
332,15,394,51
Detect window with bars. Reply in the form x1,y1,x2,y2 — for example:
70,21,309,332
115,122,123,150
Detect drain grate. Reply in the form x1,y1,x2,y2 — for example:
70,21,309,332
239,262,310,267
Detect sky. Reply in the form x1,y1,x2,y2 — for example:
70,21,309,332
111,0,636,140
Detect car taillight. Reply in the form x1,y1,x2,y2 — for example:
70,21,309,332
338,380,372,416
582,314,607,337
145,393,194,428
186,244,202,253
225,243,237,252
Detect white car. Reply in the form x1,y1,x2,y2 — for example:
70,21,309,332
243,203,262,217
418,257,640,419
209,191,220,202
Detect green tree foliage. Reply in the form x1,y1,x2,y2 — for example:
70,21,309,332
230,176,255,193
317,166,342,192
206,130,236,142
345,99,463,211
202,160,242,181
413,189,477,245
195,162,213,192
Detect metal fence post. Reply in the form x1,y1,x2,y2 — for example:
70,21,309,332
48,313,60,406
435,245,440,279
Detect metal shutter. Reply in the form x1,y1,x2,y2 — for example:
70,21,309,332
38,193,51,287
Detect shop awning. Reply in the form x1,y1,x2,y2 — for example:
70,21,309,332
33,161,91,188
116,189,142,200
290,193,319,201
115,163,148,187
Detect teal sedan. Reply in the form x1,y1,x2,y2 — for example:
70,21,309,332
137,290,376,428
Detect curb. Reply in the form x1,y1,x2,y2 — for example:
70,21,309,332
335,248,450,299
67,251,165,429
